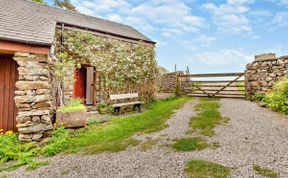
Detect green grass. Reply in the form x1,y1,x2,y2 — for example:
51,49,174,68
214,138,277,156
199,97,220,102
236,81,245,94
172,137,209,151
66,96,190,154
25,161,49,171
140,139,158,151
194,102,221,111
190,98,224,137
57,104,86,112
253,165,279,178
185,159,231,178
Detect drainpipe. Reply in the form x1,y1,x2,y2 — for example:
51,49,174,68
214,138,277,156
61,23,65,52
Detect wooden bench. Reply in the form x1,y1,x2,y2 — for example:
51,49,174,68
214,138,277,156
110,93,143,114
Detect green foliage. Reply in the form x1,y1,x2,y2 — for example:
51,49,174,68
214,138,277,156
190,98,223,137
172,137,209,151
41,127,71,156
54,0,77,11
57,98,86,112
254,93,265,101
0,132,40,172
185,159,231,178
263,77,288,114
253,165,279,178
87,116,101,126
66,97,189,154
32,0,48,5
98,102,113,114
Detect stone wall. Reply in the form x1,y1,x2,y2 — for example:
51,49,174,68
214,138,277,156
245,53,288,97
159,71,192,94
13,52,53,143
159,71,183,93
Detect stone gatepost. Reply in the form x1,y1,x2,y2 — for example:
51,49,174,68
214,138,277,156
13,52,53,142
245,53,288,98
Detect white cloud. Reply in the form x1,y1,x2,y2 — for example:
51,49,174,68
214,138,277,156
202,1,252,33
227,0,255,5
196,35,216,47
280,0,288,5
195,49,252,65
273,12,288,27
107,14,123,23
71,0,205,36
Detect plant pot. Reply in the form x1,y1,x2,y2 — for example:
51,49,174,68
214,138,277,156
56,110,87,128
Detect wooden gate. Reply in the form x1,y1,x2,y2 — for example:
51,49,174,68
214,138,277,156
178,72,246,99
0,54,19,131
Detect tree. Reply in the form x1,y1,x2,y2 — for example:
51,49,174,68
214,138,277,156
32,0,48,5
54,0,77,11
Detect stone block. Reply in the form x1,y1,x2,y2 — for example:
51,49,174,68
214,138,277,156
41,115,51,125
18,67,49,77
15,95,50,105
16,81,49,90
255,53,276,61
17,110,50,117
56,110,87,128
18,123,53,134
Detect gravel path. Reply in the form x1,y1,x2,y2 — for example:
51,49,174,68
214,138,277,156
1,98,288,178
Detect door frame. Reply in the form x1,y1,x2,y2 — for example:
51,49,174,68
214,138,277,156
73,64,97,106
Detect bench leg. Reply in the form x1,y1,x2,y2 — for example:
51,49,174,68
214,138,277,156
114,107,121,115
134,104,142,112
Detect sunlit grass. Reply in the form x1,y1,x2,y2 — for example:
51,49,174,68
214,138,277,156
66,96,190,154
253,165,279,178
185,159,231,178
172,137,209,151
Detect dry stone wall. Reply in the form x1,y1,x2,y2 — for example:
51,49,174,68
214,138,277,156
13,52,53,142
159,72,183,93
159,71,192,94
245,53,288,97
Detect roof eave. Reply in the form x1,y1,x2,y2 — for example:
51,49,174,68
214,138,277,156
0,37,52,47
57,22,156,44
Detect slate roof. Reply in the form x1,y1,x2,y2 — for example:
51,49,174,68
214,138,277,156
0,0,154,46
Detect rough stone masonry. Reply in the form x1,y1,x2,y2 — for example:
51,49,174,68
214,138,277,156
245,53,288,97
13,52,53,143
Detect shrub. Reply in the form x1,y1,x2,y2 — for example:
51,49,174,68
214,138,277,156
41,127,71,156
263,77,288,114
254,93,265,101
0,130,40,172
98,102,113,114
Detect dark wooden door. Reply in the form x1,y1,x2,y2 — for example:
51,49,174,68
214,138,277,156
0,54,19,132
73,67,87,100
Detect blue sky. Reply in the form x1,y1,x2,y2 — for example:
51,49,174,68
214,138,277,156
47,0,288,73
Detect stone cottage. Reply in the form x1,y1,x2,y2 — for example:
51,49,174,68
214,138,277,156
0,0,156,142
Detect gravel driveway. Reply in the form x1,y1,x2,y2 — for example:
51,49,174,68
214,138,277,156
1,98,288,178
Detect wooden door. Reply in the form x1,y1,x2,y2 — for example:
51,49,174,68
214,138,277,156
0,54,18,132
73,67,87,100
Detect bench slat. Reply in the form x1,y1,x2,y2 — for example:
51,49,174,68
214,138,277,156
112,101,143,107
110,93,139,100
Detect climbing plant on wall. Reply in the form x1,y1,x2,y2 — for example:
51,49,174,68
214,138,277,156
56,29,158,99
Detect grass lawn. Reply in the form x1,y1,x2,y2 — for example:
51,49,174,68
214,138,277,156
172,137,209,151
185,159,231,178
190,98,224,137
253,165,279,178
66,96,190,154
